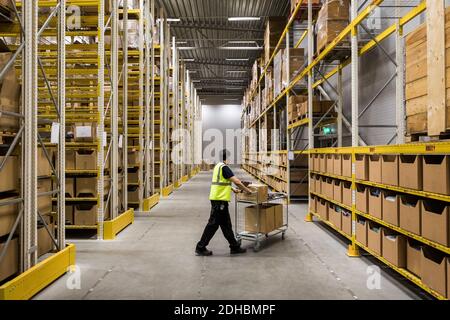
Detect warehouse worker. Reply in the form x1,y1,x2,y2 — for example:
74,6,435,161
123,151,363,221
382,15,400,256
195,150,254,256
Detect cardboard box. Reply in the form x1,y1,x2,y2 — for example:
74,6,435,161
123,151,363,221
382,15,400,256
355,154,368,180
400,196,422,235
237,183,268,203
65,178,75,198
333,179,342,203
128,187,140,203
0,155,19,193
368,187,383,219
317,197,329,220
367,221,382,256
382,229,406,268
369,155,382,183
128,150,140,166
315,174,322,194
342,181,352,207
356,217,368,246
342,210,352,236
0,237,19,282
333,154,342,176
421,247,447,297
406,239,422,278
423,155,450,195
73,123,97,142
382,155,399,186
65,205,74,225
37,178,52,215
421,200,449,246
37,148,53,177
66,150,76,170
309,154,316,171
38,223,55,257
324,177,334,199
399,155,423,190
326,154,334,174
310,195,317,213
319,154,327,173
0,52,21,131
356,184,368,213
75,149,97,170
382,191,399,226
319,176,327,196
245,204,275,234
317,20,349,54
271,204,283,229
282,49,305,89
329,205,342,230
290,182,308,197
342,154,352,178
128,170,139,184
0,196,19,237
74,203,97,226
264,17,286,67
313,154,320,172
309,174,316,193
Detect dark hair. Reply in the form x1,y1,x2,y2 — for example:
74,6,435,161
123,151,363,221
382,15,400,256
221,149,228,162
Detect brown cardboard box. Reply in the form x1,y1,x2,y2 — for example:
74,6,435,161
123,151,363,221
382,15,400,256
245,204,275,234
310,174,316,193
356,217,368,246
65,205,74,225
333,154,342,176
319,154,327,173
309,154,316,171
66,150,76,170
75,149,97,170
128,150,140,166
75,177,110,197
271,204,283,229
367,221,382,256
73,123,97,142
74,203,97,226
0,196,19,237
399,155,423,190
369,155,382,183
423,155,450,195
356,184,368,213
421,200,449,246
326,154,334,174
329,205,342,230
320,0,350,20
38,223,55,257
290,182,308,197
355,154,368,180
319,176,327,196
382,155,399,186
333,179,342,203
282,49,305,89
421,247,447,297
37,178,52,215
317,20,349,53
342,181,352,207
382,229,406,268
237,183,268,203
310,195,317,213
37,148,53,177
65,178,75,198
128,186,140,203
264,17,286,66
324,177,334,199
406,239,422,277
290,0,320,14
400,196,421,235
0,155,19,193
382,191,399,226
342,154,352,178
315,174,321,194
447,257,450,299
128,170,139,184
0,237,19,282
368,187,383,219
313,154,320,171
317,197,329,220
0,52,21,130
342,210,352,236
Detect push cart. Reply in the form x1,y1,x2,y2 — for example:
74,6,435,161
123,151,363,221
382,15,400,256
234,192,288,252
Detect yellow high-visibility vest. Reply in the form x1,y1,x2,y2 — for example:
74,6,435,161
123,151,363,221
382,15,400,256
209,162,232,201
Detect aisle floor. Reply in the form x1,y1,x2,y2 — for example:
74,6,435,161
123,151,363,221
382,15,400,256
35,170,427,300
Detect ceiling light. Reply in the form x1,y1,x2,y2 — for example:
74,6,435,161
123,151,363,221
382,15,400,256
228,17,261,21
225,79,245,83
178,47,196,50
192,80,201,83
176,41,188,44
226,87,243,90
228,41,258,44
224,98,239,101
167,18,181,22
219,46,262,50
226,58,249,61
227,70,247,73
183,58,195,62
189,71,198,74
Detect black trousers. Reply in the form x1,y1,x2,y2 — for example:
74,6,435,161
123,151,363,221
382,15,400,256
197,201,239,250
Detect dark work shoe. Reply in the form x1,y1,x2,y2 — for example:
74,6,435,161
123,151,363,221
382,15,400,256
195,248,213,256
230,247,247,255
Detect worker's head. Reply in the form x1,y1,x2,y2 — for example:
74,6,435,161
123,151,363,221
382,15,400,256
220,149,229,164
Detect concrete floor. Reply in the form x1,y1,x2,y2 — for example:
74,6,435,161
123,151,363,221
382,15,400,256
35,170,429,300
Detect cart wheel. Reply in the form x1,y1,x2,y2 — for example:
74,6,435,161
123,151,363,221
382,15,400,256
281,232,286,240
253,242,261,252
237,239,242,246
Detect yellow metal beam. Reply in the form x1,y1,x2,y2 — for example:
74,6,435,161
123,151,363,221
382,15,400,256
103,209,134,240
143,193,160,211
0,244,76,300
162,185,174,197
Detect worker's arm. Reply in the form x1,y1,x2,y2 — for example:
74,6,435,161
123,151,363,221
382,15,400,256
230,176,253,194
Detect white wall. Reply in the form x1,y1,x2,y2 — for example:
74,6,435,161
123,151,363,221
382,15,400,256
202,104,242,165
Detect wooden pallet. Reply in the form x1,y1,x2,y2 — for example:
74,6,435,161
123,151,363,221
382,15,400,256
0,131,17,145
291,4,322,22
406,130,450,143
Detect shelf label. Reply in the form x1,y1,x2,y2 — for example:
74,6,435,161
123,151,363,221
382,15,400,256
288,151,294,160
51,122,60,144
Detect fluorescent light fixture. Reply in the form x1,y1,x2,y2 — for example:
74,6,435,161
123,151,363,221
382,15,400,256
225,79,245,82
219,46,262,50
183,58,195,62
226,58,249,61
228,17,261,21
176,41,188,44
192,80,201,83
228,41,258,44
224,98,239,101
178,47,196,50
227,70,247,73
167,18,181,22
189,71,198,74
226,87,243,90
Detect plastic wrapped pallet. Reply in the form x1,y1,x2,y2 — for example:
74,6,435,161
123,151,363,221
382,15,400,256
264,17,287,66
316,0,350,54
273,50,283,97
282,48,305,89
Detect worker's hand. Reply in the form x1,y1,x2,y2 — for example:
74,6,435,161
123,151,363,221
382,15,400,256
232,188,242,194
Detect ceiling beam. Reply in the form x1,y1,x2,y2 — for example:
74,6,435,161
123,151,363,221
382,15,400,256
171,23,264,33
184,60,251,68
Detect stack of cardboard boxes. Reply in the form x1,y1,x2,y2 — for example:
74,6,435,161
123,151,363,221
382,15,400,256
274,48,305,97
264,17,287,67
316,0,350,54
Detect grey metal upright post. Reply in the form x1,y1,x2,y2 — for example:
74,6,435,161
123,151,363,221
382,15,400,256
57,0,66,248
145,0,151,199
138,0,145,209
351,0,359,148
22,0,39,270
337,67,343,147
111,0,119,219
